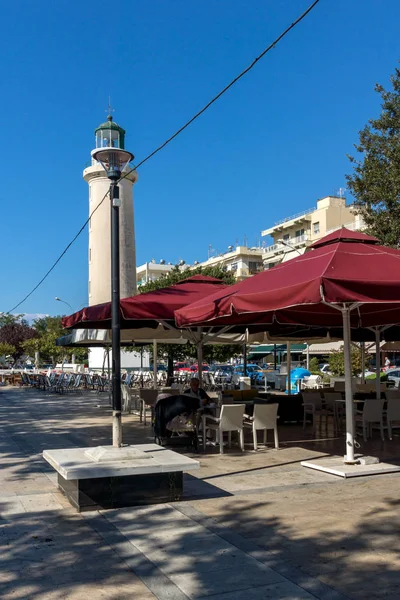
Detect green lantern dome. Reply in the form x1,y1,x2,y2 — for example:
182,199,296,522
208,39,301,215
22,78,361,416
95,115,126,149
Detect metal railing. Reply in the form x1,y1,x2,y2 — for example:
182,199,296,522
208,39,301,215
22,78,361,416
262,234,308,255
273,208,314,227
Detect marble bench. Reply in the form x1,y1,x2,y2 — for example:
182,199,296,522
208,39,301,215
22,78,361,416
43,443,200,511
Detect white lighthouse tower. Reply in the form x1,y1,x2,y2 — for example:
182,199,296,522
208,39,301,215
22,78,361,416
83,113,138,306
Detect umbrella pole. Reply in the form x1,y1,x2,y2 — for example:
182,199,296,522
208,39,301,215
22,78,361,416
197,333,203,387
287,342,291,396
361,342,365,384
342,307,356,463
153,340,158,389
375,329,381,400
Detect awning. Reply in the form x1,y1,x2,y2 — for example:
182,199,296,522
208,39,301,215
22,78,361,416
304,341,343,355
248,343,306,356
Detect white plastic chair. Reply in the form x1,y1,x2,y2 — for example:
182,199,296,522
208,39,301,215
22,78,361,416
139,388,159,425
323,392,343,433
302,392,324,431
302,375,322,389
355,399,385,441
203,404,245,454
244,403,279,450
386,398,400,440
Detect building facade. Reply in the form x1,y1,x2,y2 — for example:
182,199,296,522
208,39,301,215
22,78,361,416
193,246,264,280
261,196,364,268
136,246,264,286
84,115,138,305
136,196,365,288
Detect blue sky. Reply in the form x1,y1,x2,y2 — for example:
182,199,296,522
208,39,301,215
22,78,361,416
1,0,399,317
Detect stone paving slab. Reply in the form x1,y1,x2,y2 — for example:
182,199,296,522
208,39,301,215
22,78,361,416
95,504,322,600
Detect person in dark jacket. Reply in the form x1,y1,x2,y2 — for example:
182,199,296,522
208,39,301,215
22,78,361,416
183,377,211,407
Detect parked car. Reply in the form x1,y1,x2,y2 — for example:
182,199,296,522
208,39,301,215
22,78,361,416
190,364,210,372
319,363,331,375
174,362,191,372
385,368,400,387
232,364,263,386
212,364,234,383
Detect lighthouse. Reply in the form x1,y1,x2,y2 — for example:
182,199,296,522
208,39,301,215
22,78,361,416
83,113,138,305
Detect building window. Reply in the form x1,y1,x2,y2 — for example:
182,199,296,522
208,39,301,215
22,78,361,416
267,262,276,269
283,234,290,241
230,262,239,271
295,229,305,238
313,222,320,234
249,261,262,273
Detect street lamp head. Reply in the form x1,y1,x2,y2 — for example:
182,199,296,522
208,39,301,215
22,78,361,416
92,148,134,181
55,297,61,301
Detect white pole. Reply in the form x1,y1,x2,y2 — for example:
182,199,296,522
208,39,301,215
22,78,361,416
361,341,365,385
342,307,356,463
287,342,291,395
375,329,381,401
306,343,310,370
197,328,203,387
153,340,158,389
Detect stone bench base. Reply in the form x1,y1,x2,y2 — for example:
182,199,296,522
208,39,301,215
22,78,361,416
43,444,199,512
58,471,183,512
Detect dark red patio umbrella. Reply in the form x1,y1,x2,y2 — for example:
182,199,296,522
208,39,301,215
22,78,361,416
176,229,400,463
61,275,231,384
175,229,400,330
62,275,227,330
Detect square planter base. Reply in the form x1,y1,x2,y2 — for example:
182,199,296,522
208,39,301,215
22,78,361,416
58,471,183,512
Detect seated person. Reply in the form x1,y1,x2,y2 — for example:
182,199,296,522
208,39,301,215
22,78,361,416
183,377,211,407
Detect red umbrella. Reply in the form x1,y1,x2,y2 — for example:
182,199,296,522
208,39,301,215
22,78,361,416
62,275,227,329
61,275,231,385
176,229,400,463
175,229,400,329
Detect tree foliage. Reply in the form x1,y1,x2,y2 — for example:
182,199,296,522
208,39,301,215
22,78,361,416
328,346,362,377
346,67,400,247
22,316,88,365
0,323,37,358
0,313,27,328
138,264,235,294
308,356,321,374
0,342,16,359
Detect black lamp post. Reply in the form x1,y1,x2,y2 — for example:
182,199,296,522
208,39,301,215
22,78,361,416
92,146,134,447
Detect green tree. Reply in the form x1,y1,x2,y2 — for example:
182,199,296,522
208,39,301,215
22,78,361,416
138,264,235,294
308,356,321,374
346,67,400,247
0,313,28,327
328,346,362,377
22,316,88,365
0,342,16,360
0,323,37,359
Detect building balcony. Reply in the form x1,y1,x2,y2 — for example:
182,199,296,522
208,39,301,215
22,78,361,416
262,234,309,260
261,208,314,237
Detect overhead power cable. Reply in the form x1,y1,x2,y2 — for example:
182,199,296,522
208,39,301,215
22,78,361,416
119,0,320,179
5,0,321,314
6,189,110,314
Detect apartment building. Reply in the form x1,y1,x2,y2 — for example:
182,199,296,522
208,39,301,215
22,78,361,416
136,260,176,287
137,196,365,285
194,246,263,280
261,196,364,269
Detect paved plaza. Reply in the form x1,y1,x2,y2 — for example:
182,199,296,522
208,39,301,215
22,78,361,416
1,386,400,599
